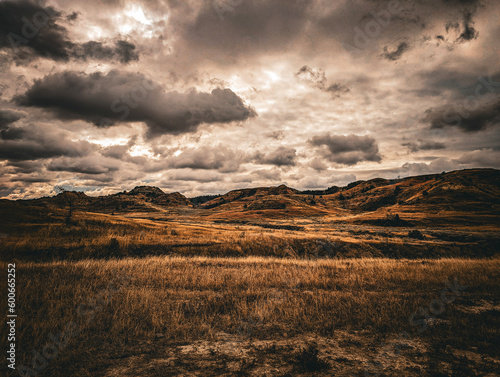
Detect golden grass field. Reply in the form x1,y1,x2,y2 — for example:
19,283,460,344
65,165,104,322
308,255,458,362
1,205,498,262
1,169,499,376
1,257,499,376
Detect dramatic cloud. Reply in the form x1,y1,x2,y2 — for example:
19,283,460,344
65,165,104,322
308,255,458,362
0,0,499,199
167,145,246,172
6,160,43,174
0,0,138,63
70,40,139,64
382,42,409,61
455,148,500,167
16,71,256,137
295,66,349,97
455,8,479,43
308,134,382,166
0,122,94,161
47,156,119,175
402,140,447,153
0,0,70,60
253,146,297,167
0,109,24,129
177,0,311,62
424,97,500,132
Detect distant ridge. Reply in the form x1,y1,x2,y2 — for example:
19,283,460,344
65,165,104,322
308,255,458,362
1,169,498,222
197,168,500,215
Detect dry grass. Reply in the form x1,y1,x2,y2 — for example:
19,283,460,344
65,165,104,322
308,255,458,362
2,210,498,262
2,257,499,376
1,191,498,375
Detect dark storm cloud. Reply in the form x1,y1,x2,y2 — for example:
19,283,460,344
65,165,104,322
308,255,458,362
295,66,349,97
440,0,481,45
424,97,500,132
66,11,79,21
47,156,119,175
0,109,24,129
176,0,311,61
13,176,51,183
455,148,500,167
16,70,256,138
325,83,350,95
0,138,90,161
101,137,136,159
415,71,500,110
253,146,297,167
402,140,447,153
167,145,246,172
382,42,409,61
0,0,138,63
319,0,483,57
0,123,93,161
456,9,479,42
308,134,382,166
0,125,25,141
0,0,70,60
71,40,139,64
6,160,43,174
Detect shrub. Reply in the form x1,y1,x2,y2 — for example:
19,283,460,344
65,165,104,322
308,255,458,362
294,344,329,372
408,229,425,239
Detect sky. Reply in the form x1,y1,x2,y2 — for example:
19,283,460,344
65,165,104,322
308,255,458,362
0,0,499,199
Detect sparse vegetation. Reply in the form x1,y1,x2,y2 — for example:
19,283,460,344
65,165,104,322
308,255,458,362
408,229,425,239
294,343,329,372
3,257,499,376
0,169,499,376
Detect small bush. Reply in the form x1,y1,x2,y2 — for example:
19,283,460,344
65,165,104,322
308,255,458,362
408,229,425,239
294,344,329,372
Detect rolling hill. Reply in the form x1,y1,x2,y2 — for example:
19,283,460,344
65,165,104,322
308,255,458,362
0,168,498,261
1,168,499,225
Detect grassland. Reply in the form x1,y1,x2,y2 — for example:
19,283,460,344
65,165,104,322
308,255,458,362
1,169,498,376
1,206,498,262
1,257,499,376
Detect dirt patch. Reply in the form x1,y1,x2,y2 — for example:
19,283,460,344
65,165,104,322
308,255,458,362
103,331,431,376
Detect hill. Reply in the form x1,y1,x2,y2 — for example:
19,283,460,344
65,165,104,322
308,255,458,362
1,168,499,225
191,169,500,224
0,169,498,261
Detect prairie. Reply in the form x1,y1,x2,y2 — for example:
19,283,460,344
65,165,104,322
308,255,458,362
1,169,499,376
1,257,499,376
